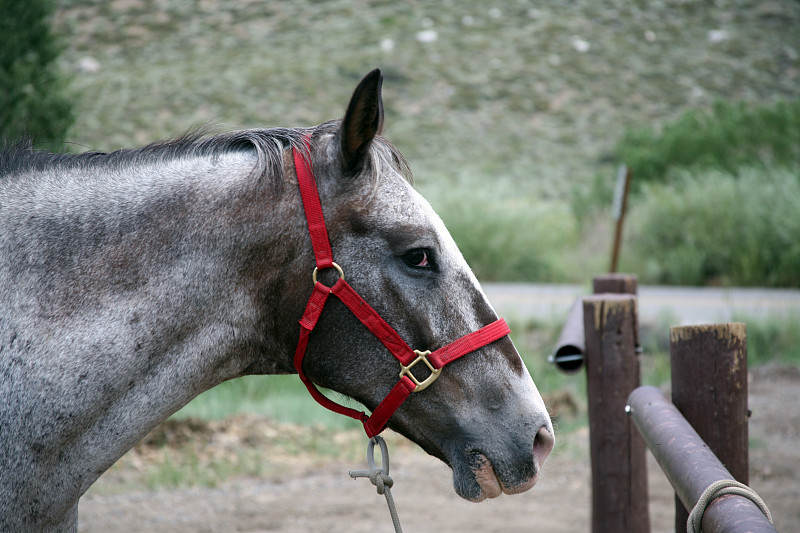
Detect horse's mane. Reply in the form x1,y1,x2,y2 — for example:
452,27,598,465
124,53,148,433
0,127,306,180
0,122,411,185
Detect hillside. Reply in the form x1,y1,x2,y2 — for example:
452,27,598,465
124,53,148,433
54,0,800,198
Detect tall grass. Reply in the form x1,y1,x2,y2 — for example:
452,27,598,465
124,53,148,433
739,313,800,367
622,166,800,287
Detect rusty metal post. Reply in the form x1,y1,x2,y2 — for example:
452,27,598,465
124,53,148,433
628,386,776,533
670,323,749,533
583,294,650,533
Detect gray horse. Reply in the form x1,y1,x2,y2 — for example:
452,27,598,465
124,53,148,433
0,70,554,531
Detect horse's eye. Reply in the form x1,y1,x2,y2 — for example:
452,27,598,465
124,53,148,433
403,249,430,268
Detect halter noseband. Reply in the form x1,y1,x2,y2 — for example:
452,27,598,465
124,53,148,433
292,138,511,438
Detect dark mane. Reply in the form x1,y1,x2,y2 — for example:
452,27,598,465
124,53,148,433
1,123,412,185
0,127,309,180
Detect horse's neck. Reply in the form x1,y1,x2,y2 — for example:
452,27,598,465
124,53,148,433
0,152,306,526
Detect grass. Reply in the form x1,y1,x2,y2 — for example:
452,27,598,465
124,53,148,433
174,375,363,431
738,312,800,366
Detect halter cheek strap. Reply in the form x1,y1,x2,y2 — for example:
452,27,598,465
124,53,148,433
292,139,511,438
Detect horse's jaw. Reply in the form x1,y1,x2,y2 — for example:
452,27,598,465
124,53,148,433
448,425,555,502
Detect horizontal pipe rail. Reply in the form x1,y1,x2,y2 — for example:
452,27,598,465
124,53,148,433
627,386,776,533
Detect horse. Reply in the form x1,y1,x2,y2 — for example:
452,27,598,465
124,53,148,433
0,69,554,532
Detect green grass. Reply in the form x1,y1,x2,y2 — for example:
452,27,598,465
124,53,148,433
174,375,364,431
422,174,582,282
738,312,800,366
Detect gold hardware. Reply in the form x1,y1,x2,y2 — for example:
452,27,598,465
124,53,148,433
312,262,345,285
399,350,442,392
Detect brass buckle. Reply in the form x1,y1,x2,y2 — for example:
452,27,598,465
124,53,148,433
399,350,442,392
312,262,345,285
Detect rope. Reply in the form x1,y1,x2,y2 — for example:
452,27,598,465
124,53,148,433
687,479,773,533
349,436,403,533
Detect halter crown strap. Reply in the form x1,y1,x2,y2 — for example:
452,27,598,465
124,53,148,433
291,139,510,437
294,138,335,269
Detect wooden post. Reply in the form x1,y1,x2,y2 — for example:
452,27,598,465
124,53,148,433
593,273,640,350
670,323,749,533
583,294,650,533
593,273,638,296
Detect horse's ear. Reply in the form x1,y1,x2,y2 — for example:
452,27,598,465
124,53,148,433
337,69,384,176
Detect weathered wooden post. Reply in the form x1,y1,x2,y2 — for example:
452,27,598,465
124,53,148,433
593,272,638,295
670,323,749,533
583,291,650,533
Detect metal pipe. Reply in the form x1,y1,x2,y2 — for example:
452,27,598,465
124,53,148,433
549,299,585,373
627,386,777,533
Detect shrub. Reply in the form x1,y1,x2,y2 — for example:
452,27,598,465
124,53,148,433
623,166,800,287
0,0,73,145
614,100,800,187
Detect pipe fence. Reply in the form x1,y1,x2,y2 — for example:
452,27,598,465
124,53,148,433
551,274,776,533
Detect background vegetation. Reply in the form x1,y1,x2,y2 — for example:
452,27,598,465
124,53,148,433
0,0,73,145
47,0,800,288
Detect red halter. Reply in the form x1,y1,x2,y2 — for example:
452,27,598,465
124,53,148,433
292,139,511,437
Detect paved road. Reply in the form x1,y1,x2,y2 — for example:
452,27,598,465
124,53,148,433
482,283,800,326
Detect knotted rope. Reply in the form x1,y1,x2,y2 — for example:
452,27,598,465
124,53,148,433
349,436,403,533
687,479,773,533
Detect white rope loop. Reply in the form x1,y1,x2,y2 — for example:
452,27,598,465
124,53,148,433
349,436,403,533
687,479,773,533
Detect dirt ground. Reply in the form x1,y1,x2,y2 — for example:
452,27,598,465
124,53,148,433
78,365,799,532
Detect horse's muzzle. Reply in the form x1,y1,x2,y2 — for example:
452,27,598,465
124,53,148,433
455,424,555,502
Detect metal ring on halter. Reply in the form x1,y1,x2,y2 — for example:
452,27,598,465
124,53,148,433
312,262,345,285
399,350,442,392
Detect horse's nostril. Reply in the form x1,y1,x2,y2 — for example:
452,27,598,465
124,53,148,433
533,426,555,468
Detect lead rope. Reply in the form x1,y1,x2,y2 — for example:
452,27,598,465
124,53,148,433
349,436,403,533
686,479,773,533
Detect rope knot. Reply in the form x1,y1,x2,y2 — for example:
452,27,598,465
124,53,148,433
348,436,403,533
366,468,394,494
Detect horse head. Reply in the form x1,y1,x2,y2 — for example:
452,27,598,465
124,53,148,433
284,70,554,502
